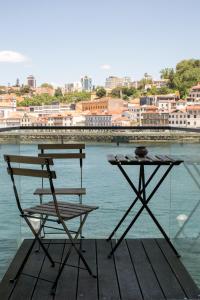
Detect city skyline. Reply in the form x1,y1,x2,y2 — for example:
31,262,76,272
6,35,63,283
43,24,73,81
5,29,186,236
0,0,200,86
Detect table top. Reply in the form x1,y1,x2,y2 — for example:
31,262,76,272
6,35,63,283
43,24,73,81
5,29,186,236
107,154,183,165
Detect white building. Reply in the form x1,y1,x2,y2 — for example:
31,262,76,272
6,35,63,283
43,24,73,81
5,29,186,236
188,83,200,101
0,98,16,118
186,105,200,128
157,100,176,112
169,109,187,127
29,103,72,116
85,114,112,126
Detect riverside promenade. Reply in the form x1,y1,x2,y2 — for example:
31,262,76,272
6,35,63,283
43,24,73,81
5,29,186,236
0,127,200,144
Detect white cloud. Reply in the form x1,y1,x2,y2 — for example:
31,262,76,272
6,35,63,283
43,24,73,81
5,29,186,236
100,64,111,70
0,50,28,63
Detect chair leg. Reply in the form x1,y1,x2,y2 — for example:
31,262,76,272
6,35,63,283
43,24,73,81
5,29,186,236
10,238,36,282
51,214,96,295
10,215,50,282
24,215,55,267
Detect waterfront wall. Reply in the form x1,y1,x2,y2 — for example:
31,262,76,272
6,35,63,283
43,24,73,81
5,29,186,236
0,130,200,144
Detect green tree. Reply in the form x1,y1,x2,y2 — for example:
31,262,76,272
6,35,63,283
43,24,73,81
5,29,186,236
54,87,63,97
160,68,174,79
160,59,200,98
96,87,106,98
41,83,53,89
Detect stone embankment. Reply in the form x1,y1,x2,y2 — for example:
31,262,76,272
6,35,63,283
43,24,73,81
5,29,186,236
0,129,200,144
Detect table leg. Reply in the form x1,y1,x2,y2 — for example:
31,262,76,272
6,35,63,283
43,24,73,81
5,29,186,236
108,163,176,257
140,164,180,257
107,165,160,241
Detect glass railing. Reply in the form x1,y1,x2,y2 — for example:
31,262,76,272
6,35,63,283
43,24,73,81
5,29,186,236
0,127,200,287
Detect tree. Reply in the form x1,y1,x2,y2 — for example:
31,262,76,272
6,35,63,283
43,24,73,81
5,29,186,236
96,87,106,98
41,83,53,89
111,87,121,98
160,59,200,98
54,87,63,97
160,68,174,79
19,85,31,94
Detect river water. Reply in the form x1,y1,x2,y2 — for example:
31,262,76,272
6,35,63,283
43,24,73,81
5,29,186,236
0,142,200,286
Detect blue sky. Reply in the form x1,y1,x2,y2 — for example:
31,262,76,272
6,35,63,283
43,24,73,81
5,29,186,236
0,0,199,86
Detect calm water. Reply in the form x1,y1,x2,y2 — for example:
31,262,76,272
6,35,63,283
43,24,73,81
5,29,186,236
0,142,200,286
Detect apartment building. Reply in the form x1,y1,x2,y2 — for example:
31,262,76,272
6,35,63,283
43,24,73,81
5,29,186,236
187,83,200,101
29,103,72,116
186,105,200,128
157,100,176,112
169,109,187,127
142,111,169,126
47,114,73,126
85,113,112,126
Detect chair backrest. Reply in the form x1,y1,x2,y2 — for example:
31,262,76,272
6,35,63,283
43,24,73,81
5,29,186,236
4,155,57,215
38,143,85,159
4,155,56,178
38,143,85,188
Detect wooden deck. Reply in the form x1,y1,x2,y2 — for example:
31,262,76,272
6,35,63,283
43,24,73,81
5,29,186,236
0,239,199,300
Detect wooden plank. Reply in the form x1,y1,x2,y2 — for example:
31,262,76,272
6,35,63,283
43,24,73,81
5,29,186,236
39,153,85,159
157,239,200,299
8,168,56,179
23,207,85,220
31,280,54,300
112,240,143,300
9,275,37,300
125,154,138,162
127,239,165,300
4,155,54,165
115,154,128,163
1,240,50,300
48,201,98,211
142,239,186,299
0,240,33,300
32,240,65,299
77,239,98,300
55,240,80,300
96,239,121,299
34,187,86,195
38,143,85,150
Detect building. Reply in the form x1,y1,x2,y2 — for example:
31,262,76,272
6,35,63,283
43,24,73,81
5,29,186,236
122,77,132,87
0,101,16,118
186,105,200,128
169,109,187,127
152,79,168,89
35,86,54,96
85,113,112,126
64,82,82,93
64,83,75,93
105,76,132,89
81,76,92,91
188,83,200,101
157,100,176,112
47,114,73,126
27,75,36,88
156,94,179,103
112,116,130,126
140,96,156,106
77,97,125,113
29,103,71,116
142,109,169,126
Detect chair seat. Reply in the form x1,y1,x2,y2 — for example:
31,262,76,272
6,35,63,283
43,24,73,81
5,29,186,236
34,187,86,195
23,201,98,220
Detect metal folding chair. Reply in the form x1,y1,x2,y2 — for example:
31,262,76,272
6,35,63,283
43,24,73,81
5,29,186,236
34,144,85,238
4,154,98,295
